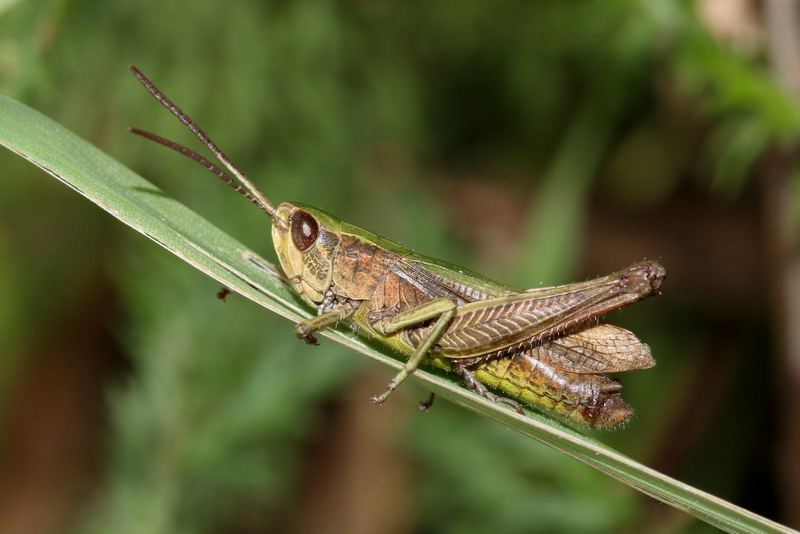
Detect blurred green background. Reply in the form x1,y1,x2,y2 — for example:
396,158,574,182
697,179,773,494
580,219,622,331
2,0,800,532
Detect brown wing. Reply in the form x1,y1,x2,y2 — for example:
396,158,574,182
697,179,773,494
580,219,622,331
535,323,655,373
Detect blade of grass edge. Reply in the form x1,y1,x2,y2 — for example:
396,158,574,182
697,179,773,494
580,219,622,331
0,92,795,534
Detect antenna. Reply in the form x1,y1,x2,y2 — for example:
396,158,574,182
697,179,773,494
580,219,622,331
128,65,287,230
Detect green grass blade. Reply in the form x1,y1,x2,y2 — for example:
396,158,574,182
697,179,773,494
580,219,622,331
0,92,795,534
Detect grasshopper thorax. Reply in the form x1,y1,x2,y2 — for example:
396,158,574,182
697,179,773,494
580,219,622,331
272,202,343,306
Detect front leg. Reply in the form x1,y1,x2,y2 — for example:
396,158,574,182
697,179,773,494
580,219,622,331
296,300,357,345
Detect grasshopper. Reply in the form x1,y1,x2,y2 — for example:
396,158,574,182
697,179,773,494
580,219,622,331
128,66,665,428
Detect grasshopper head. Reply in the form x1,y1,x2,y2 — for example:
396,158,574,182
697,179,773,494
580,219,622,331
126,67,342,308
272,202,342,306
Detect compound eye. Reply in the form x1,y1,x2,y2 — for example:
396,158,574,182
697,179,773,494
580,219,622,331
291,210,319,251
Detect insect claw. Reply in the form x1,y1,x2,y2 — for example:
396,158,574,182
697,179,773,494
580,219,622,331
217,287,232,301
295,323,319,345
506,400,525,415
419,392,436,411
